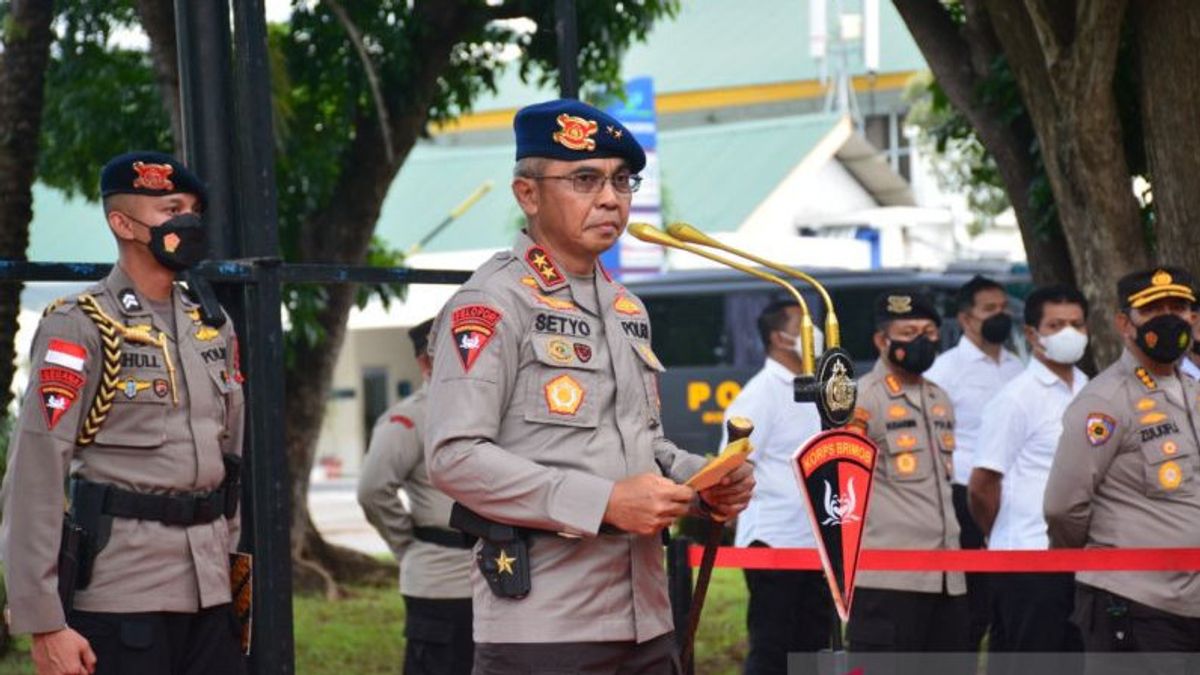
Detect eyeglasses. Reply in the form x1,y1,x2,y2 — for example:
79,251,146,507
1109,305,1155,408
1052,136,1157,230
528,172,642,194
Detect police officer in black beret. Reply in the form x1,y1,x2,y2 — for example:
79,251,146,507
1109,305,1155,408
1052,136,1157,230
845,291,969,654
1,151,246,675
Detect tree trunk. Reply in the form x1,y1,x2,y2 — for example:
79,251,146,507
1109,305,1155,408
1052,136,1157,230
0,0,57,656
284,2,473,595
894,0,1077,287
134,0,183,155
1132,0,1200,275
983,0,1147,367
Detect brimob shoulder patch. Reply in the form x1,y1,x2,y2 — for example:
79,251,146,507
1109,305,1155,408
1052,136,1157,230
451,304,502,373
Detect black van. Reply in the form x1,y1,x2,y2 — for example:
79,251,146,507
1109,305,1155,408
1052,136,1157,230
624,264,1032,454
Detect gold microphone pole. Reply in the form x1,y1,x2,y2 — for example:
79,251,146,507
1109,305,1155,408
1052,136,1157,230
665,222,841,349
627,223,816,377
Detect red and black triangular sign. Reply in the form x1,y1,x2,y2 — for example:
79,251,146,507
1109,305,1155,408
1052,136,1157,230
451,304,502,373
793,429,878,622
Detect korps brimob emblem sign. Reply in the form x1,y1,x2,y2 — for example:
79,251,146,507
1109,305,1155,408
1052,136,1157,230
793,429,878,622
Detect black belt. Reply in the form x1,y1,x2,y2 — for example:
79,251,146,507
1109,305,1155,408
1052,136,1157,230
414,526,477,549
74,479,228,527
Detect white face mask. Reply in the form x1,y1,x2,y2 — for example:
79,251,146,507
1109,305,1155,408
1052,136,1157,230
780,326,825,361
1038,326,1088,365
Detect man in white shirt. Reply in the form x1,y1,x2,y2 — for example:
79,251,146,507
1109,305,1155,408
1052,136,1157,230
925,275,1023,650
722,300,829,674
969,285,1089,670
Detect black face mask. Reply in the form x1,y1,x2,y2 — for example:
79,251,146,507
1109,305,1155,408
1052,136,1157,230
126,212,209,271
1134,314,1193,364
887,334,939,375
980,313,1013,345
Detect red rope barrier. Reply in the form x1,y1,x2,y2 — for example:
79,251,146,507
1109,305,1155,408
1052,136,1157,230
685,546,1200,572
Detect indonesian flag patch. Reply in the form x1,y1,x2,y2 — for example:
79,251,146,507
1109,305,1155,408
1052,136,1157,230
451,304,502,373
45,339,87,372
39,367,85,430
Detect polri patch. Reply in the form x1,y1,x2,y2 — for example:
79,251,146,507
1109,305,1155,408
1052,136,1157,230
451,304,502,373
1086,413,1116,446
390,415,414,429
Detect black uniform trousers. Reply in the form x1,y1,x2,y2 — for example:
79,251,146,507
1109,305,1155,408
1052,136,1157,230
1073,583,1200,675
403,595,474,675
952,483,992,651
742,544,834,674
68,604,245,675
846,587,970,652
472,631,679,675
988,573,1082,675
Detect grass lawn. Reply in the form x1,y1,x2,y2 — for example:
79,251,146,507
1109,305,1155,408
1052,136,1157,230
0,569,750,674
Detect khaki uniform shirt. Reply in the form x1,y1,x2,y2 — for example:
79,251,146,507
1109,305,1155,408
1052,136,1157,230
425,231,705,644
0,266,245,634
1045,349,1200,617
357,385,472,599
850,359,965,595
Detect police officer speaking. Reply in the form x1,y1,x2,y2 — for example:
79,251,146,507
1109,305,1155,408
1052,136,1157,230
1045,267,1200,668
357,318,474,674
846,290,968,653
425,99,755,673
0,152,247,675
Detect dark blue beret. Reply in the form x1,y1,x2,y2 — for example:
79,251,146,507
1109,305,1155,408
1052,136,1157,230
100,151,207,206
514,99,646,173
875,289,942,327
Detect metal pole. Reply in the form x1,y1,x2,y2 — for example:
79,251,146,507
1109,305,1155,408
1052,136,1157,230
229,0,293,672
178,0,293,671
174,0,239,258
555,0,579,99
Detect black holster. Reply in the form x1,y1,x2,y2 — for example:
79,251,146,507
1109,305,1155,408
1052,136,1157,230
56,517,87,613
450,502,532,599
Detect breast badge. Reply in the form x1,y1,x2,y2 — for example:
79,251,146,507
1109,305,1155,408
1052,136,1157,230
547,338,574,365
1159,460,1184,491
544,374,584,416
895,452,917,475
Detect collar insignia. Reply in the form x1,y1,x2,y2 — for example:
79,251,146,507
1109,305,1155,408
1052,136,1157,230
1135,367,1157,390
525,246,565,288
885,374,902,395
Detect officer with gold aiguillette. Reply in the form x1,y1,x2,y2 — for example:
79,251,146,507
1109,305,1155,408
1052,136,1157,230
1045,267,1200,666
0,152,247,675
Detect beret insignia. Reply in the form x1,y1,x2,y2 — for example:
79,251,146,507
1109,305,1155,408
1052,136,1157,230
553,114,598,152
131,161,175,191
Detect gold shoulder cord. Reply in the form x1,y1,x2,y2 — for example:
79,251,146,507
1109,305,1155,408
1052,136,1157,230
75,294,180,447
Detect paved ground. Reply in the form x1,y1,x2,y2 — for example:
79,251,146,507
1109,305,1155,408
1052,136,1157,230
308,477,392,557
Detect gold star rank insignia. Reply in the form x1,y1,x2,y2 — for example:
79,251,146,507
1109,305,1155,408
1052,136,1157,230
495,549,516,576
524,245,566,287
